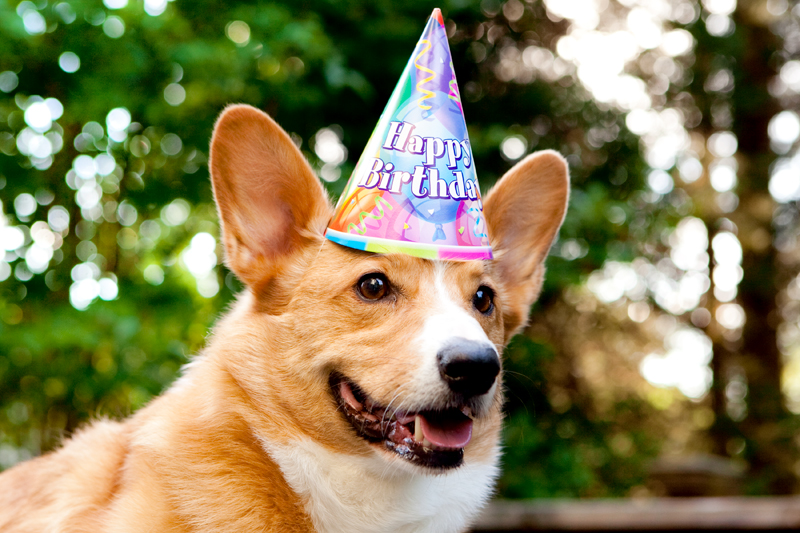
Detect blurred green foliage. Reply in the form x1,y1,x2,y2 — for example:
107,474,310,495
0,0,695,497
499,335,663,498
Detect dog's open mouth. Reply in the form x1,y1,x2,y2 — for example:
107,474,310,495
330,374,473,469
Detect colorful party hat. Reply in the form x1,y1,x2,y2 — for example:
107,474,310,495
324,8,492,261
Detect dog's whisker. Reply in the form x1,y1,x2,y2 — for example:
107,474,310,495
381,389,406,427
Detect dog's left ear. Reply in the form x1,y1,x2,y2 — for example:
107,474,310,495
209,104,333,291
483,150,569,342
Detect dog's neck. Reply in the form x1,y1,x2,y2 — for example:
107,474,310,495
256,433,498,533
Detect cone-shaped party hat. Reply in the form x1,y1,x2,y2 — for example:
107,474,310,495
325,8,492,261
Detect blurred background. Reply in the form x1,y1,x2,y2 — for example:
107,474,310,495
2,0,800,502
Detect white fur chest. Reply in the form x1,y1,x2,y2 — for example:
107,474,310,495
257,435,498,533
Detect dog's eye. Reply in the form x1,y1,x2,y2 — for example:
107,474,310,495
357,273,389,301
473,286,494,314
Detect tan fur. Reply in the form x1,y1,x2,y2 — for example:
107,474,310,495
0,105,569,532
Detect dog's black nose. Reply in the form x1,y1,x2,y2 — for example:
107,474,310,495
437,338,500,398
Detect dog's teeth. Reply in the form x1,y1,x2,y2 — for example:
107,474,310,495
460,406,475,420
422,438,432,448
414,415,423,442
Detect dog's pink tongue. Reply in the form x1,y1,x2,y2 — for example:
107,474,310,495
419,413,473,449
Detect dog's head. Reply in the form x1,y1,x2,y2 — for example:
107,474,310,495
208,105,568,473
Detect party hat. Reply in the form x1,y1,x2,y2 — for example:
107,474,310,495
324,8,492,261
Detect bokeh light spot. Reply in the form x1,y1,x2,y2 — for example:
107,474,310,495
103,16,125,38
21,9,46,35
164,83,186,106
106,108,131,133
708,131,737,158
660,30,693,57
0,226,25,251
99,277,119,300
143,264,165,285
161,199,190,226
54,2,77,23
226,21,251,46
48,206,70,232
58,52,80,73
705,14,734,37
678,157,703,183
24,102,52,132
144,0,168,16
647,169,673,194
0,71,19,93
709,160,737,192
117,202,138,226
500,135,527,161
14,193,37,217
640,328,713,399
314,128,347,165
769,111,800,150
161,133,183,155
716,303,746,330
703,0,737,16
769,157,800,202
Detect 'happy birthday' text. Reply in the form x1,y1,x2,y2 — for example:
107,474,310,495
355,121,478,200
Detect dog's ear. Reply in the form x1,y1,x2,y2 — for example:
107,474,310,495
210,104,332,290
483,150,569,341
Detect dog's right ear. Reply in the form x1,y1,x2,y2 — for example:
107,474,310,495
209,104,332,290
483,150,569,342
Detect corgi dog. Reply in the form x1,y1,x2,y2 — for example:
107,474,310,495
0,105,568,533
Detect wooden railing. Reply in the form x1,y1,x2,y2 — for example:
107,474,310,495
470,497,800,531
